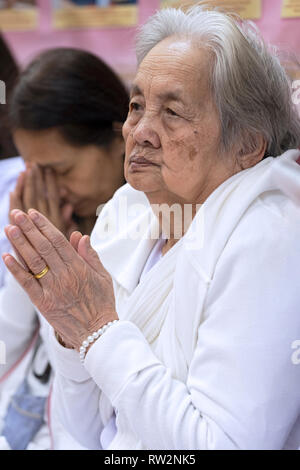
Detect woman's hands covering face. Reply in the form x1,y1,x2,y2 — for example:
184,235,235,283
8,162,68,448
9,164,78,238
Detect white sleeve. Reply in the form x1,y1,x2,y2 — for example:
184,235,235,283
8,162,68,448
48,328,104,450
83,203,300,450
0,270,38,381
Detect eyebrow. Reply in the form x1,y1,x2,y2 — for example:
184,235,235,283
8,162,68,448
130,84,142,98
130,84,185,103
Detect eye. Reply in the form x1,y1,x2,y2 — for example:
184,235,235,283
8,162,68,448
130,101,142,112
59,167,72,177
166,108,179,117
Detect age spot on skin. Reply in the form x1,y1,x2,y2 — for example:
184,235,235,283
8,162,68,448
188,145,197,161
167,136,199,164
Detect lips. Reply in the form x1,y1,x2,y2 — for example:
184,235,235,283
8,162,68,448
129,155,158,165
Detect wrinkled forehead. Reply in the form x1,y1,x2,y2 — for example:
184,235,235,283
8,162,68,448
132,37,212,101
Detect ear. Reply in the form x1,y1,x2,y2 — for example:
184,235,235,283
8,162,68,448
237,134,267,170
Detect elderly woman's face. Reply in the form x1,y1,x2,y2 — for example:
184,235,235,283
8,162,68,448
123,38,237,205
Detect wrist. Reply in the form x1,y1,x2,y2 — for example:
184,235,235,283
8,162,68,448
79,319,119,363
79,312,119,346
82,315,119,352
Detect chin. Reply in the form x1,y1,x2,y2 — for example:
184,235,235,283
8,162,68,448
126,173,160,194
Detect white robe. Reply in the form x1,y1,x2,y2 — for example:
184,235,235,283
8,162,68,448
49,149,300,449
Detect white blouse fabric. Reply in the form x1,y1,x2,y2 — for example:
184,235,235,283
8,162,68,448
99,235,166,449
49,149,300,450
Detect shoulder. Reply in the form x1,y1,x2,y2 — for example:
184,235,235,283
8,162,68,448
215,150,300,266
0,157,24,182
211,192,300,295
0,157,24,200
230,191,300,254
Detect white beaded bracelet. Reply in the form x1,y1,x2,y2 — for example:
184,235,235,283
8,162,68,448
79,319,119,363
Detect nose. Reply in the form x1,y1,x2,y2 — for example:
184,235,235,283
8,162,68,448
131,113,160,149
59,185,68,199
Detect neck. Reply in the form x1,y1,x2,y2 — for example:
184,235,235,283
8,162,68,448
161,237,178,256
149,200,201,242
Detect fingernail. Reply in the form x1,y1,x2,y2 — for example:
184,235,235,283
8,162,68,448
28,209,39,222
15,212,26,224
10,226,20,239
3,255,14,266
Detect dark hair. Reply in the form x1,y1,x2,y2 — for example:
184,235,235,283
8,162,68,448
0,33,19,159
9,47,129,148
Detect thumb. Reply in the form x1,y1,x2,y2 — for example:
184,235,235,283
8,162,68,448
78,235,104,273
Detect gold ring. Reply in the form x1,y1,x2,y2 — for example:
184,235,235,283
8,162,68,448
34,266,50,279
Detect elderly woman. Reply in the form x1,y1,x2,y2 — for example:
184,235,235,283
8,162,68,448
2,6,300,450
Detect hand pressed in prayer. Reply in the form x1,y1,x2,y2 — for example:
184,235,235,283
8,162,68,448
3,209,118,351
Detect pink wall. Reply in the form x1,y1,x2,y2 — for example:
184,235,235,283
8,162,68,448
2,0,300,80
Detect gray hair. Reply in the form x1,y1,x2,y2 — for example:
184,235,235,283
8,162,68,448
136,5,300,158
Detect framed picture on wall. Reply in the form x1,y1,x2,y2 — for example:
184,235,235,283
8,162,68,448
0,0,38,31
160,0,262,20
52,0,138,29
